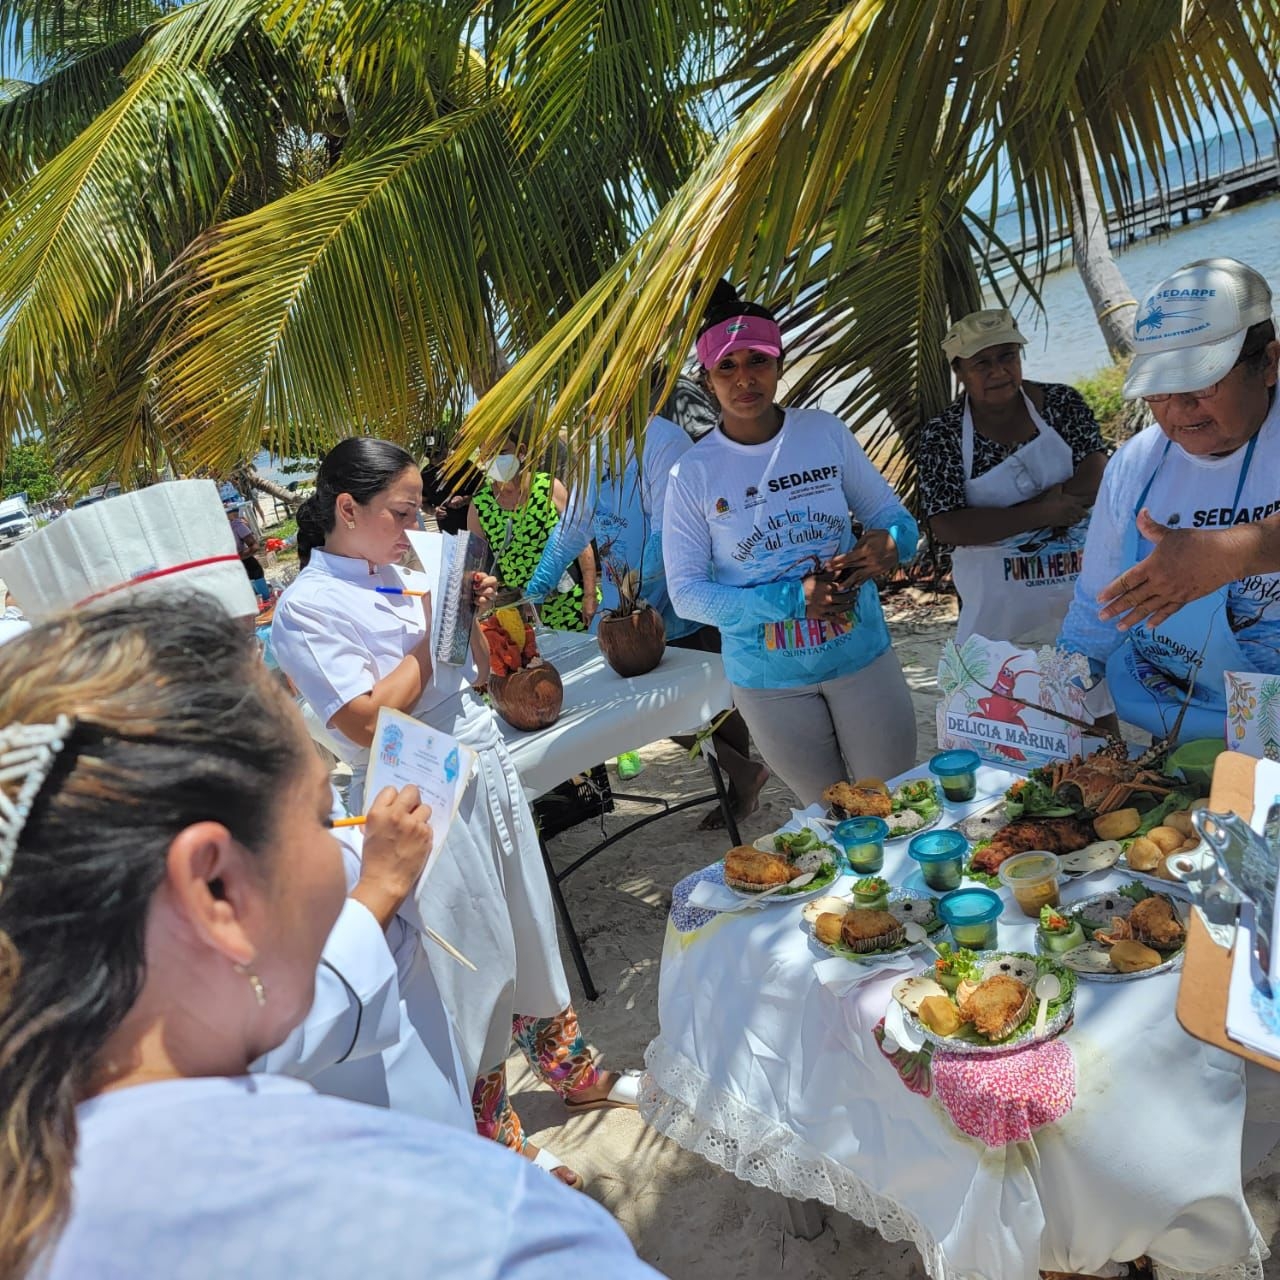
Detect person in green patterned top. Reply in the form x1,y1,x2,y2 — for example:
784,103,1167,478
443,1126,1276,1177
467,436,599,632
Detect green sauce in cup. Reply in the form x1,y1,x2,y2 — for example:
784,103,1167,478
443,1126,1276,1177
908,829,969,892
929,750,980,804
938,887,1002,951
834,817,889,874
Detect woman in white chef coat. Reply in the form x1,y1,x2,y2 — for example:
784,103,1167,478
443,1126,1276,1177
916,309,1110,647
0,480,472,1130
0,605,660,1280
271,438,638,1189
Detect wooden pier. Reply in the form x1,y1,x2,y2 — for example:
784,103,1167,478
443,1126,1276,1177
986,142,1280,271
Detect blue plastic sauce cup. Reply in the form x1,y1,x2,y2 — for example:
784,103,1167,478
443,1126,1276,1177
929,749,981,804
834,816,889,874
938,886,1003,951
908,828,970,892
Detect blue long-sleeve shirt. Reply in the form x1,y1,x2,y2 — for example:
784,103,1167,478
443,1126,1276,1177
527,416,697,638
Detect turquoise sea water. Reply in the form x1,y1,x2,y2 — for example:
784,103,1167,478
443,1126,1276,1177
1008,193,1280,385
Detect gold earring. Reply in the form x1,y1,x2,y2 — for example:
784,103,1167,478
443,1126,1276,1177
233,962,267,1008
345,520,356,529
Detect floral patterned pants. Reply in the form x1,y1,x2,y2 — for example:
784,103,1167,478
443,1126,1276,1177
470,1005,599,1150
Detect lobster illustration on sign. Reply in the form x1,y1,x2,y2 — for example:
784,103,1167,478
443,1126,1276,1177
973,658,1036,762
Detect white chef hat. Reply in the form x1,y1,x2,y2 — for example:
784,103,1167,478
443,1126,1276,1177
0,480,256,623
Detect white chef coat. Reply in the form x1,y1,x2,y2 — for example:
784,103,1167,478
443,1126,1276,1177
271,550,570,1080
45,1076,661,1280
253,800,473,1131
951,391,1085,647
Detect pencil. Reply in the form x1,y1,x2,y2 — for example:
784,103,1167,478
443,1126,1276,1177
375,586,428,597
326,815,366,829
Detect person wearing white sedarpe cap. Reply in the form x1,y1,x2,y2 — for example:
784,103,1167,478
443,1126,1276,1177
0,479,473,1130
1060,258,1280,743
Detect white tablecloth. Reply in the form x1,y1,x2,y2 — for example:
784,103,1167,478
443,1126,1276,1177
497,632,733,800
642,764,1280,1280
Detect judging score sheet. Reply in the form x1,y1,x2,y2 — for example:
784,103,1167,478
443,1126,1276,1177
365,707,477,894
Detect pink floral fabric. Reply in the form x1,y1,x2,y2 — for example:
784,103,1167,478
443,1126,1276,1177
932,1038,1076,1147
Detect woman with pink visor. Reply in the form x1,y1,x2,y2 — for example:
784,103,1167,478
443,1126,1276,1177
663,282,919,806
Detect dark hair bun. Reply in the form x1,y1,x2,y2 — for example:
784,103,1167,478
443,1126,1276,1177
709,278,741,310
698,277,779,336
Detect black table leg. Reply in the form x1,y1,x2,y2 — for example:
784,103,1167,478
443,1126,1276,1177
701,739,741,846
539,835,600,1001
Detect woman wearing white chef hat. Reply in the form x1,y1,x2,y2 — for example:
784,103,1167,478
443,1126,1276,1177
0,479,472,1130
272,438,641,1192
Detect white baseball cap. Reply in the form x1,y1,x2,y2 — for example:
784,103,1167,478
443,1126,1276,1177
0,480,255,623
1124,258,1274,398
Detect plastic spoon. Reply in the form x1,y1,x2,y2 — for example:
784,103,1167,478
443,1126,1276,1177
725,871,816,912
902,921,941,960
1034,973,1061,1037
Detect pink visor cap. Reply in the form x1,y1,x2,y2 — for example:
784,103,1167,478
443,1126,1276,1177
696,314,783,367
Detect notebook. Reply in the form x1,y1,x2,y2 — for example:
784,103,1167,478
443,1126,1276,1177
405,530,491,666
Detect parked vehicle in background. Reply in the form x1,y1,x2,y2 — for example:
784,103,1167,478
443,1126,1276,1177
0,495,35,547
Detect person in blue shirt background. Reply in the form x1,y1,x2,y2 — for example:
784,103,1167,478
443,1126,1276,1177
529,407,771,827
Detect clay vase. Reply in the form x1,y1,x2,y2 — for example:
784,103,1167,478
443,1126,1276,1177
597,605,666,678
489,658,564,731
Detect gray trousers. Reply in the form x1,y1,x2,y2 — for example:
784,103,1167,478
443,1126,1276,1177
732,648,918,808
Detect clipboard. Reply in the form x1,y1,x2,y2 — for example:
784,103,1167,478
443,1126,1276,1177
1175,752,1280,1071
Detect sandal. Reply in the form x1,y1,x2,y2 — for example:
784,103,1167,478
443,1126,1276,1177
529,1143,585,1191
562,1068,642,1114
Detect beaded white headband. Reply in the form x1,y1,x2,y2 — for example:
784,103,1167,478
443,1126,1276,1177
0,715,72,892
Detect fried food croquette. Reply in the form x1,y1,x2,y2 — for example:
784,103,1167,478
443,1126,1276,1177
1128,895,1185,949
814,912,845,947
839,908,905,953
959,974,1031,1040
723,846,794,891
823,780,892,819
918,995,962,1037
1109,940,1162,972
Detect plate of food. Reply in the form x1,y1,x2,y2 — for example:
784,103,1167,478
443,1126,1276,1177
823,778,893,821
1043,883,1189,980
965,815,1097,885
892,950,1076,1054
1106,799,1207,894
724,827,840,901
807,890,945,963
883,779,943,840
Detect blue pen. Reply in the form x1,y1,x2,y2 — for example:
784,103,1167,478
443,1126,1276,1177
374,585,428,598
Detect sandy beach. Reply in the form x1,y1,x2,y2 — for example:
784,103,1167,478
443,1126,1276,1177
505,593,1280,1280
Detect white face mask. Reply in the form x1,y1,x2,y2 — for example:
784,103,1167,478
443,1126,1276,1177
486,454,521,484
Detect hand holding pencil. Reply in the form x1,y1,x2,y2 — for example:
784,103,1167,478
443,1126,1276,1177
346,785,433,931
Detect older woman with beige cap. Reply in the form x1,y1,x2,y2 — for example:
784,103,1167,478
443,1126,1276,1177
915,308,1110,648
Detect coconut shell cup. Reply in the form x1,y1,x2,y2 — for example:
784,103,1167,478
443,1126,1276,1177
597,605,666,678
488,658,564,731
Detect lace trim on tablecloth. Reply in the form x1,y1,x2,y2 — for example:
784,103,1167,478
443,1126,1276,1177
641,1036,1267,1280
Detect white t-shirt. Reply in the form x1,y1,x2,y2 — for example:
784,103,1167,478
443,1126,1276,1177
46,1076,660,1280
271,549,477,769
1061,395,1280,669
663,408,916,688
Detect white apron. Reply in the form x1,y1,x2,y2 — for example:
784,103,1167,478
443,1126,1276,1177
952,392,1086,647
350,690,571,1082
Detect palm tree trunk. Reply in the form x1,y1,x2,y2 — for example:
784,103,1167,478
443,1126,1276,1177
1070,159,1136,361
245,468,302,508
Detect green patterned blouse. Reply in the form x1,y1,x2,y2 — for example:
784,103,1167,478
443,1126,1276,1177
473,472,590,632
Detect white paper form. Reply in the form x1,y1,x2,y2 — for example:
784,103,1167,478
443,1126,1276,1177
365,707,477,890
